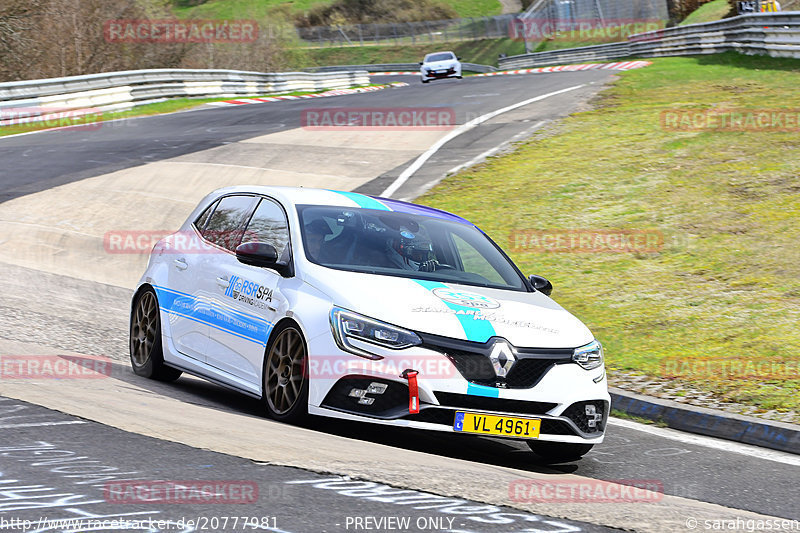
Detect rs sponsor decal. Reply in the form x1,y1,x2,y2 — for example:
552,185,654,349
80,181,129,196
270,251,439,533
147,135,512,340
414,280,496,343
225,276,273,310
155,286,272,346
431,287,500,309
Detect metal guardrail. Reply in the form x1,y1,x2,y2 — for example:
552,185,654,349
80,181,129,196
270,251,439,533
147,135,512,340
499,12,800,69
309,62,497,73
0,68,370,123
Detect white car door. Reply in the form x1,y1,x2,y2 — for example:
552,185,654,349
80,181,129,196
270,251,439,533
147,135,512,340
157,201,219,361
205,196,289,386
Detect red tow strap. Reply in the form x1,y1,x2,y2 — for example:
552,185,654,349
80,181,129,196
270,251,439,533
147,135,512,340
401,369,420,414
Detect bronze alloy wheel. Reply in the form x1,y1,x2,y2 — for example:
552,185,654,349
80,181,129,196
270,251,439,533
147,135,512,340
264,325,308,420
131,290,158,367
129,288,182,382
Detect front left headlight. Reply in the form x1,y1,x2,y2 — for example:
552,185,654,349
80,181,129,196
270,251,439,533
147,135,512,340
330,307,421,360
573,339,604,371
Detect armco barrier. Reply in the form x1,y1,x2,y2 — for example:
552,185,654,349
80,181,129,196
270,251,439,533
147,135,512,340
310,62,497,74
0,68,370,124
500,12,800,69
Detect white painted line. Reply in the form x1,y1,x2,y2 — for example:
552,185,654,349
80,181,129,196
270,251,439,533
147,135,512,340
445,120,546,176
0,420,87,429
608,417,800,466
380,84,586,198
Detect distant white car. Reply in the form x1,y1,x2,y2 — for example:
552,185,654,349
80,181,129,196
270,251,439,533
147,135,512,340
420,51,462,83
130,186,609,462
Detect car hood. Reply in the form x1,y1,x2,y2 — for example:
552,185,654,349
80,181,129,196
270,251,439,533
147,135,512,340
423,60,457,70
305,268,594,349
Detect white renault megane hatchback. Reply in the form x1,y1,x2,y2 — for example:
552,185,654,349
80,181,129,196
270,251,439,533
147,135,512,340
130,186,609,461
419,51,462,83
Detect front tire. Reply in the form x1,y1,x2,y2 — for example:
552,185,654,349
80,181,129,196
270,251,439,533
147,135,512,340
263,322,309,423
527,441,594,463
130,288,182,382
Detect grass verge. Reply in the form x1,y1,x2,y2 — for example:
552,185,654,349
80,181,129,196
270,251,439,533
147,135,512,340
680,0,730,26
173,0,503,19
296,38,526,68
418,52,800,415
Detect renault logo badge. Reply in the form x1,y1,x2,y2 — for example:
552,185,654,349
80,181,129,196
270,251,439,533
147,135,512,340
489,340,516,378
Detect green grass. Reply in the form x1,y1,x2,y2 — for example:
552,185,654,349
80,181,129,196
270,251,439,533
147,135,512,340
418,52,800,414
439,0,502,18
294,38,526,68
173,0,503,19
680,0,731,25
173,0,329,19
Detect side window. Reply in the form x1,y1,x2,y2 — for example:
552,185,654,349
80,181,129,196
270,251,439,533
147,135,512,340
452,234,505,285
242,198,290,259
193,200,217,233
201,195,258,251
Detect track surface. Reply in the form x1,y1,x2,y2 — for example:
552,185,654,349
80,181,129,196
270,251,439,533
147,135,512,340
1,72,798,532
0,73,608,202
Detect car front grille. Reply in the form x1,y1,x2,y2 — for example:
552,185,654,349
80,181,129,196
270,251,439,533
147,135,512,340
433,391,556,416
419,332,574,389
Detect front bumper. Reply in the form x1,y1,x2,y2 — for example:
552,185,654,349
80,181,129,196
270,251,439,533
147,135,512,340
307,332,609,444
423,68,458,79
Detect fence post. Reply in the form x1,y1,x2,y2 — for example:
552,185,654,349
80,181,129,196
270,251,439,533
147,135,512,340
359,24,363,46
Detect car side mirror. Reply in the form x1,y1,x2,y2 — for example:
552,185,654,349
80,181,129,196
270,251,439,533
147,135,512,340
529,275,553,296
457,56,462,60
419,62,424,65
236,242,278,268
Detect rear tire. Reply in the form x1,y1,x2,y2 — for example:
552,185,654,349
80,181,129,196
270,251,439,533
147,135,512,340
263,322,309,424
130,288,182,382
527,441,593,463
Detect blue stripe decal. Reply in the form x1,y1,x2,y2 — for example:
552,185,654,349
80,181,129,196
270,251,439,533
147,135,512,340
154,286,271,346
331,190,391,211
413,280,496,343
467,383,501,398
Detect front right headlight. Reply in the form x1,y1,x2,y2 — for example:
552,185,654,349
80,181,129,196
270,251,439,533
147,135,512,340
330,307,421,360
573,340,604,371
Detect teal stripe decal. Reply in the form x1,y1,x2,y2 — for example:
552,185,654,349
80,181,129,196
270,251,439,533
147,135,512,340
154,286,272,346
413,280,496,343
467,383,501,398
332,190,391,211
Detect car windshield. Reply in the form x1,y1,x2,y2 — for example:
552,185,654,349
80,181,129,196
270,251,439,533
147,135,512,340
425,53,454,62
298,205,527,291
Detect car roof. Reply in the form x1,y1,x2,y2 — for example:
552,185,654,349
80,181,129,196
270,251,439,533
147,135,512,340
209,186,475,226
425,51,455,58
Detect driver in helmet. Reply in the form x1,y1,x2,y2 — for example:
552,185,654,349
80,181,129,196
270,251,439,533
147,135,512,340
386,228,439,272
